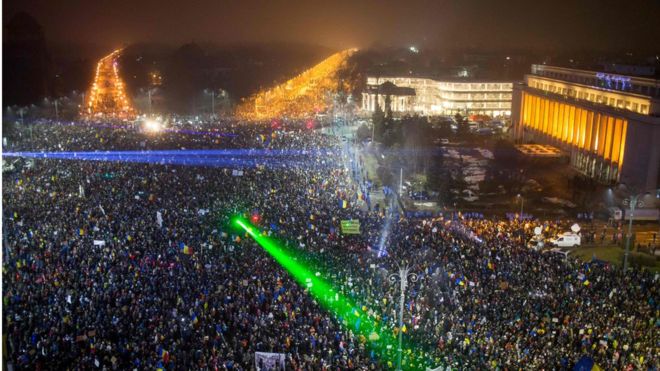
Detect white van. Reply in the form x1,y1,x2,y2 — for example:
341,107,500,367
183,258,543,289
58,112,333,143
548,232,581,247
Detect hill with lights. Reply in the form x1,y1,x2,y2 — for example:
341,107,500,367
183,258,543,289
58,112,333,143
236,49,357,120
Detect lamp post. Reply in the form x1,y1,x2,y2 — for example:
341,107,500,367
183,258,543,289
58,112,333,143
54,98,60,120
622,192,646,272
148,89,153,116
388,264,418,371
517,194,524,220
204,89,216,119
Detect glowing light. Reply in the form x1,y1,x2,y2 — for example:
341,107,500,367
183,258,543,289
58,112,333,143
236,49,357,120
3,149,340,170
84,49,136,119
143,119,162,133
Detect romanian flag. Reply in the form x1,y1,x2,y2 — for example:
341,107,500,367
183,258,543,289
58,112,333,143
179,242,193,255
158,347,169,363
573,356,603,371
487,261,494,270
340,200,348,209
79,229,85,236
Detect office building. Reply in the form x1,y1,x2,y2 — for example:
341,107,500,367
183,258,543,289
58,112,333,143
361,76,513,117
511,64,660,189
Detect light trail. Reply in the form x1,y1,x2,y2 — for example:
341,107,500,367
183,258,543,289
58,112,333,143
234,217,430,369
2,149,341,169
85,49,135,119
236,49,357,120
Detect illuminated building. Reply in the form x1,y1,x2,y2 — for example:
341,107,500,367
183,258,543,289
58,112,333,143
362,81,416,112
85,49,136,119
512,64,660,188
236,49,356,120
361,76,513,117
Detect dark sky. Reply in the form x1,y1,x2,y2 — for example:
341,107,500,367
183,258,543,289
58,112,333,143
5,0,660,51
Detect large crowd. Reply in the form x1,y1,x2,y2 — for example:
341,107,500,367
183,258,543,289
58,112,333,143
3,119,658,370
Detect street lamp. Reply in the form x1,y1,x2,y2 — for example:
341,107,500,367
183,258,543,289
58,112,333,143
517,194,524,220
388,264,418,371
620,186,649,271
204,89,216,119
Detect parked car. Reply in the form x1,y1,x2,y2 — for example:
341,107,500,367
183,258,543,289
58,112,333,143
543,247,572,260
548,232,581,247
527,237,545,251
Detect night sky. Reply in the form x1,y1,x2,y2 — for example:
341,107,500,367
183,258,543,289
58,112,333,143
5,0,660,51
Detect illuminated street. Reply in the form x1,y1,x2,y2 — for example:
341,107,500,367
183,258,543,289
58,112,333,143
85,49,135,119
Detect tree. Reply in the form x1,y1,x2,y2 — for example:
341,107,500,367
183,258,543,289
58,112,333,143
372,102,386,142
356,124,371,141
384,94,393,118
432,118,453,138
426,148,446,191
455,113,470,137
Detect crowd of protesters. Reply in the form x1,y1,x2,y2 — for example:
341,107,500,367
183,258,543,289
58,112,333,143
3,119,658,370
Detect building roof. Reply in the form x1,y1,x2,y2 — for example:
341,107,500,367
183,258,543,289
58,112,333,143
366,81,416,96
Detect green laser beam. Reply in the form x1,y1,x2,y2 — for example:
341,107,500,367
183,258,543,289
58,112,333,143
233,217,431,369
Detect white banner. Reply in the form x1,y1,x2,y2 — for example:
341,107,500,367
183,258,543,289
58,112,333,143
255,352,285,371
156,211,163,227
232,170,244,177
93,240,106,247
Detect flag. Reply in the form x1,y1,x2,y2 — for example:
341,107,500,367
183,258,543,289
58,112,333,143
487,261,494,270
79,229,85,236
573,356,603,371
156,212,163,228
341,200,348,209
179,242,193,255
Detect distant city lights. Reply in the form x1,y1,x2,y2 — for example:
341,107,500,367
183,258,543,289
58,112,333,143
85,49,136,119
236,49,357,120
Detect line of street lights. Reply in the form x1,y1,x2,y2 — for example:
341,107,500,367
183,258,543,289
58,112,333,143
388,264,417,371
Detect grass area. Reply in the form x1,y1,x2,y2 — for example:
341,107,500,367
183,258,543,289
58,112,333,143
572,244,660,273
